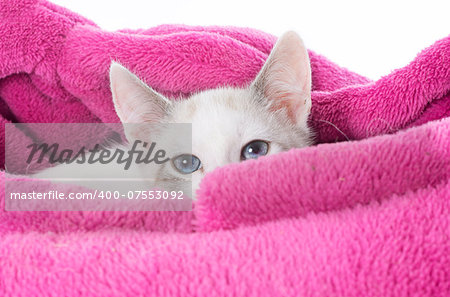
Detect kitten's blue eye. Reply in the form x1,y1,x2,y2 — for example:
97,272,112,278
241,140,269,160
172,154,201,174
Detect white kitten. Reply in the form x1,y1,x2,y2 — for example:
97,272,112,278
32,31,313,199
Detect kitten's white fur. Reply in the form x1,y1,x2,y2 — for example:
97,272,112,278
33,31,313,199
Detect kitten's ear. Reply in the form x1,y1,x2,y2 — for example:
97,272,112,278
251,31,312,127
109,62,171,123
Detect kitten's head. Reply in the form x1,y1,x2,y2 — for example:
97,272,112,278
110,31,313,197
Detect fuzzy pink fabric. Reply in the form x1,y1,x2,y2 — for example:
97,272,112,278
1,0,450,296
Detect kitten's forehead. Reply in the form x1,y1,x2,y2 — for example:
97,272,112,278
173,88,256,119
172,88,264,130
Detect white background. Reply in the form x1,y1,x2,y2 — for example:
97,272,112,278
52,0,449,79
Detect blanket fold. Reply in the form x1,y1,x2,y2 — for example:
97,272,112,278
0,0,449,296
1,179,449,297
195,117,450,231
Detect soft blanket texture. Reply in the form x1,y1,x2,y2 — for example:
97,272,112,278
0,0,449,296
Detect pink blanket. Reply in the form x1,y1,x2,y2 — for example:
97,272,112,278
1,0,449,296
